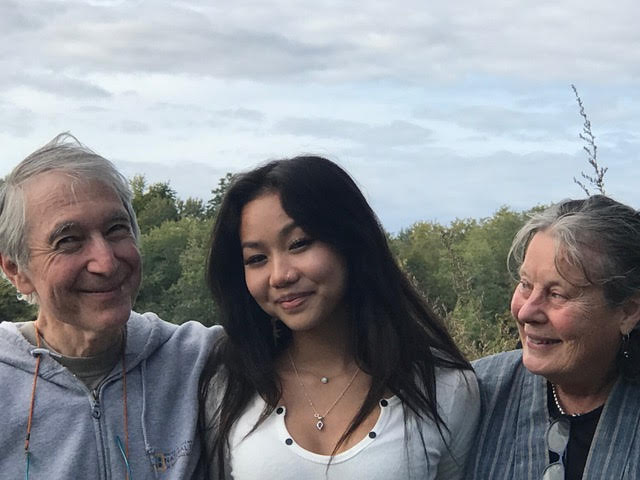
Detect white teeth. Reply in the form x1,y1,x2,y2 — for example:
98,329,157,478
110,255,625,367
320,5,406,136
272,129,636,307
529,336,559,345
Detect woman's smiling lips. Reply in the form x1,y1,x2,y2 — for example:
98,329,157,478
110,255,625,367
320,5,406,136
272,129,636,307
275,292,313,310
524,332,562,349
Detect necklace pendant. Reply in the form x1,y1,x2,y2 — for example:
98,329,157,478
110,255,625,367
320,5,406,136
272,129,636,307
316,418,325,430
321,377,329,384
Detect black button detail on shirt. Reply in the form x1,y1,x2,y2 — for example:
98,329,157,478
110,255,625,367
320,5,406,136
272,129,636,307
285,438,293,445
368,431,377,438
276,407,284,415
380,399,388,407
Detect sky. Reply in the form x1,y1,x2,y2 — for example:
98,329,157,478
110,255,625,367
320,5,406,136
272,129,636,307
1,0,639,233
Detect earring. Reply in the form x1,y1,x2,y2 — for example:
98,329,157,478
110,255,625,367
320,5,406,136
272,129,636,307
622,333,631,360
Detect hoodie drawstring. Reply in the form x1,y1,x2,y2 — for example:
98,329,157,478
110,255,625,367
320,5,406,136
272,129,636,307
24,324,43,479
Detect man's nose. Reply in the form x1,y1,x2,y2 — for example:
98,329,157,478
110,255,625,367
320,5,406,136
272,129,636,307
86,236,118,275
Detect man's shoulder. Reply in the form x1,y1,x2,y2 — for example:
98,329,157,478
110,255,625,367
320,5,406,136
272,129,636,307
130,311,223,334
128,311,224,356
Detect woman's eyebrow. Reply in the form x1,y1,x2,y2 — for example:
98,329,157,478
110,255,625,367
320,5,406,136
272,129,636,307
241,221,298,249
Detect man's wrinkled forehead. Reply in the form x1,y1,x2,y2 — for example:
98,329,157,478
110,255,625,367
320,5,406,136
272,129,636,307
23,171,124,240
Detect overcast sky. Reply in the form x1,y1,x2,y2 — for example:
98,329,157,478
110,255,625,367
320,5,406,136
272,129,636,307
1,0,639,232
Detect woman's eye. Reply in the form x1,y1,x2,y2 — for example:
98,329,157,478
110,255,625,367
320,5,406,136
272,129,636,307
244,254,266,266
518,280,531,291
289,237,312,250
550,291,567,300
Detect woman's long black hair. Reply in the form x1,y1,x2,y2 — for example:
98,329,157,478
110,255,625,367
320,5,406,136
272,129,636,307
199,156,471,478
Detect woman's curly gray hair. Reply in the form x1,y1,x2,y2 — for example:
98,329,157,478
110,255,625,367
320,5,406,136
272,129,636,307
508,195,640,381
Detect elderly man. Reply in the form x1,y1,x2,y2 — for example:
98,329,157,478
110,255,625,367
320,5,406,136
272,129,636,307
0,134,220,479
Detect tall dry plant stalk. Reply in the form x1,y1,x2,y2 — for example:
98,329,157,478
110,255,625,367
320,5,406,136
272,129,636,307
571,84,607,196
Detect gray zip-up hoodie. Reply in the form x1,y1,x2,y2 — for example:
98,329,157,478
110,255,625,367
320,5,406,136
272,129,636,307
0,311,222,479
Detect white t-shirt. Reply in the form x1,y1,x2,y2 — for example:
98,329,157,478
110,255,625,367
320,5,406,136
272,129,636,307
227,367,479,480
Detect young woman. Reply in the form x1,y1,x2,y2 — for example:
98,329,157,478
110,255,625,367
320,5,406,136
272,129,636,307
200,156,479,479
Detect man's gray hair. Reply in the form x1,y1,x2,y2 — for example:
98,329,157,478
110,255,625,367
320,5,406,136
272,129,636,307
0,132,139,272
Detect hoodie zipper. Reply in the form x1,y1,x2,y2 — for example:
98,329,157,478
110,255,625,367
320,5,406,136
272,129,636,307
92,389,102,418
92,388,109,479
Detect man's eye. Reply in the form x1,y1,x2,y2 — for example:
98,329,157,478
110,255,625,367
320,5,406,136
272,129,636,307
108,224,132,237
55,236,80,249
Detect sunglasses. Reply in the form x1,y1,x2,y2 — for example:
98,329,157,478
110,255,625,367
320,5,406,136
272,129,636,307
542,417,570,480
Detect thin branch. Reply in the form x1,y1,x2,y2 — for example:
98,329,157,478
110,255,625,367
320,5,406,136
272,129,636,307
571,84,607,195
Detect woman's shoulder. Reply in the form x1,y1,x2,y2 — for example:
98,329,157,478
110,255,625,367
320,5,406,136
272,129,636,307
470,349,533,418
434,363,478,397
472,349,523,382
430,357,480,436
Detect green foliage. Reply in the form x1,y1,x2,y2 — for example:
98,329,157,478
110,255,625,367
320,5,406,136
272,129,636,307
177,197,206,219
391,206,531,360
131,173,235,325
459,207,528,321
0,277,37,322
206,173,235,218
134,216,217,325
130,175,179,234
394,222,459,311
135,218,191,316
137,196,179,233
165,218,218,326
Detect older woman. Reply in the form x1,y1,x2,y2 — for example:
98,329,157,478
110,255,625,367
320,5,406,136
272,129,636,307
467,195,640,480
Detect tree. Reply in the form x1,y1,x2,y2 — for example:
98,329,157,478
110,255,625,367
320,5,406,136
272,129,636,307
134,216,218,325
177,197,206,220
130,174,147,213
137,196,179,233
130,176,180,234
392,221,460,311
391,207,529,359
0,277,37,322
166,218,218,325
135,219,191,317
205,173,235,218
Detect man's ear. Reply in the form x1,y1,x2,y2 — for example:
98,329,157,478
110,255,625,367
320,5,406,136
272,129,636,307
620,295,640,335
0,254,35,295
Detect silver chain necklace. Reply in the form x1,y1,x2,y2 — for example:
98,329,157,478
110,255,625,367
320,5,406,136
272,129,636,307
551,384,582,417
287,351,360,431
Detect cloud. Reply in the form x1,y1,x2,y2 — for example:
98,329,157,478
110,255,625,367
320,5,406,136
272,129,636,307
341,147,589,232
414,104,575,140
114,158,228,202
274,117,433,147
110,119,149,134
0,101,36,136
215,108,264,123
2,0,639,84
144,102,265,130
0,71,111,98
2,0,640,234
